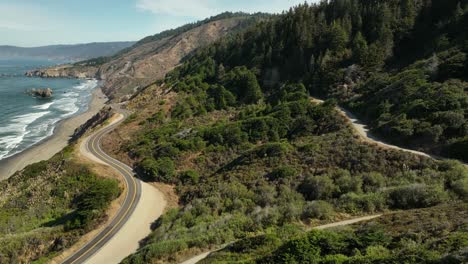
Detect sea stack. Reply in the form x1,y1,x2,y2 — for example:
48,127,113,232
28,88,53,98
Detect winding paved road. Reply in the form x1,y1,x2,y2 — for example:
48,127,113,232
62,112,142,264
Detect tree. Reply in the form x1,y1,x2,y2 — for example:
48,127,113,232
400,0,416,31
352,32,368,64
138,157,175,182
329,22,349,52
243,70,263,104
224,67,263,104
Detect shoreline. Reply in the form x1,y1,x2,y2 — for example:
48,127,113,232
0,85,107,180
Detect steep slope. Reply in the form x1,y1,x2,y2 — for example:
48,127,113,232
96,2,467,263
0,42,134,61
27,13,264,101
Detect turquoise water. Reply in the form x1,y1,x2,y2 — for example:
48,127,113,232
0,59,97,160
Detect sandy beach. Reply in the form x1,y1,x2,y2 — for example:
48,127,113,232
0,86,107,180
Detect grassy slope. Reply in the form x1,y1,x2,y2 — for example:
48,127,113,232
98,1,468,263
200,203,468,263
111,79,466,263
0,145,120,263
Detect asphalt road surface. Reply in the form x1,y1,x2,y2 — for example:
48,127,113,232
62,113,141,264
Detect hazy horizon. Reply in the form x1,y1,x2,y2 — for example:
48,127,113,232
1,0,312,47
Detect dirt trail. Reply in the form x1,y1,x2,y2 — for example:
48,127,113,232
179,215,382,264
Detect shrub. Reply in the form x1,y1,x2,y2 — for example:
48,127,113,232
302,200,335,220
153,143,180,158
268,166,298,181
388,184,448,209
361,172,386,193
334,171,363,195
138,157,175,182
338,192,387,214
179,170,200,184
451,178,468,201
299,175,336,201
255,142,291,158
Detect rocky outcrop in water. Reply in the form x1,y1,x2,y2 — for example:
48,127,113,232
27,88,53,98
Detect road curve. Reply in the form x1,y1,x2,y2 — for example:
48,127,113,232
62,112,141,264
311,97,468,165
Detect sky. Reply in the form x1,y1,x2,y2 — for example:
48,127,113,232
0,0,313,47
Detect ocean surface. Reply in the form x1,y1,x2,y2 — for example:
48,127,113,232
0,59,98,160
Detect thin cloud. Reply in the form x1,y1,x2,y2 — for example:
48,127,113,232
136,0,218,18
0,3,55,31
136,0,312,18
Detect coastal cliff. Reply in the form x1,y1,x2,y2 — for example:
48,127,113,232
25,64,98,79
25,16,260,101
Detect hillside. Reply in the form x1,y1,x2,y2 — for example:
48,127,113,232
95,1,468,263
199,203,468,263
0,146,120,263
0,42,134,61
7,1,467,263
26,13,267,100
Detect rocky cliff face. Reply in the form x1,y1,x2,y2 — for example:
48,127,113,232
70,106,113,142
26,17,250,101
25,64,98,79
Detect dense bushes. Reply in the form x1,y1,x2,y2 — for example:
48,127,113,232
0,151,120,263
197,204,468,264
387,184,448,209
121,1,468,262
138,157,175,182
66,178,120,230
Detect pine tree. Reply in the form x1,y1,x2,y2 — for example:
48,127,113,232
401,0,416,30
329,22,349,52
352,32,368,64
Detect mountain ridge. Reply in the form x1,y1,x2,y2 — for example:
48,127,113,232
25,13,269,101
0,42,135,61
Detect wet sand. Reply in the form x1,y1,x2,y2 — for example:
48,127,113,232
0,87,107,180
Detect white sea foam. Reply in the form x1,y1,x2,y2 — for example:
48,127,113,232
75,79,98,90
33,101,54,110
53,97,79,117
0,78,99,161
0,111,50,159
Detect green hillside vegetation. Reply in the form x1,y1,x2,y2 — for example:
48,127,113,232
162,0,467,161
118,14,468,262
199,203,468,263
0,146,120,263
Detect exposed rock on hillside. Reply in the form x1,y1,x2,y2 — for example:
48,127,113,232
26,17,252,101
70,106,113,142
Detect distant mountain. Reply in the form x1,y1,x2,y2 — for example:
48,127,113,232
0,42,135,61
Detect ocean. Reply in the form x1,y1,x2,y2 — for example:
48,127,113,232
0,59,98,161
